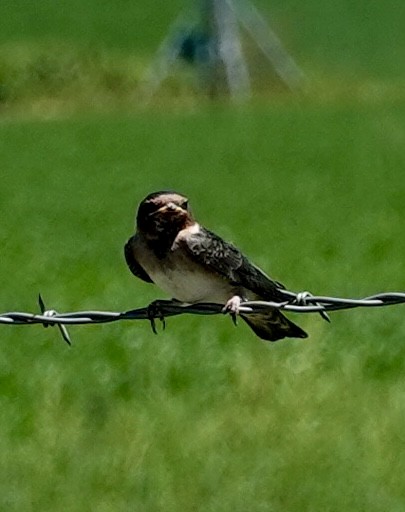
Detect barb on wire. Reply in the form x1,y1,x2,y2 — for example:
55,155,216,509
1,290,405,345
38,294,72,346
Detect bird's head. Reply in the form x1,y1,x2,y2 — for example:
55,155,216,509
136,191,194,239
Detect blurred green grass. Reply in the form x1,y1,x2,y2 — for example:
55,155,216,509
1,105,405,510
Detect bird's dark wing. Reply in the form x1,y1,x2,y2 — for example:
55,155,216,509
180,227,285,300
124,236,154,283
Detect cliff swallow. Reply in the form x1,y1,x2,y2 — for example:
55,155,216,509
124,191,307,342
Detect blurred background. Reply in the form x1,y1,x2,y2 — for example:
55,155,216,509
0,1,405,511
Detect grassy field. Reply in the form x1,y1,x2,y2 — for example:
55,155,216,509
1,105,405,511
1,1,405,511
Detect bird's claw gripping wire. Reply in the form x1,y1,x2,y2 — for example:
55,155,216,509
38,294,72,345
147,300,167,334
222,295,242,326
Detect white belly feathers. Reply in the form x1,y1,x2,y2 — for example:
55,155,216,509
149,264,230,303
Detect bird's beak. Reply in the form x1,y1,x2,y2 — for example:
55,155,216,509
154,203,184,215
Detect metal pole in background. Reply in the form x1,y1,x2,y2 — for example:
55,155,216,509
137,8,193,103
232,0,306,91
212,0,251,100
139,0,306,102
198,0,251,100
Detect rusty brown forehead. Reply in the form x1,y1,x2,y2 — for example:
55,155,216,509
149,193,187,206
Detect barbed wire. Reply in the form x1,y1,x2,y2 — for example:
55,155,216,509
1,289,405,345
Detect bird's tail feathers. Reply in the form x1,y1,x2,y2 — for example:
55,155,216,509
241,310,307,342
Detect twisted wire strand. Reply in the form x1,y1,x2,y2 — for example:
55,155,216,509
1,290,405,344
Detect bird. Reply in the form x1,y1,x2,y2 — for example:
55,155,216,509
124,191,307,342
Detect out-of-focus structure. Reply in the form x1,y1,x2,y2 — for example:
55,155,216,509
139,0,306,102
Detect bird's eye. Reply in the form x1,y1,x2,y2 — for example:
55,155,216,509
181,200,188,210
143,202,159,217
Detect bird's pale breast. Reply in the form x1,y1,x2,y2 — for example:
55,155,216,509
134,227,235,304
144,250,232,303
